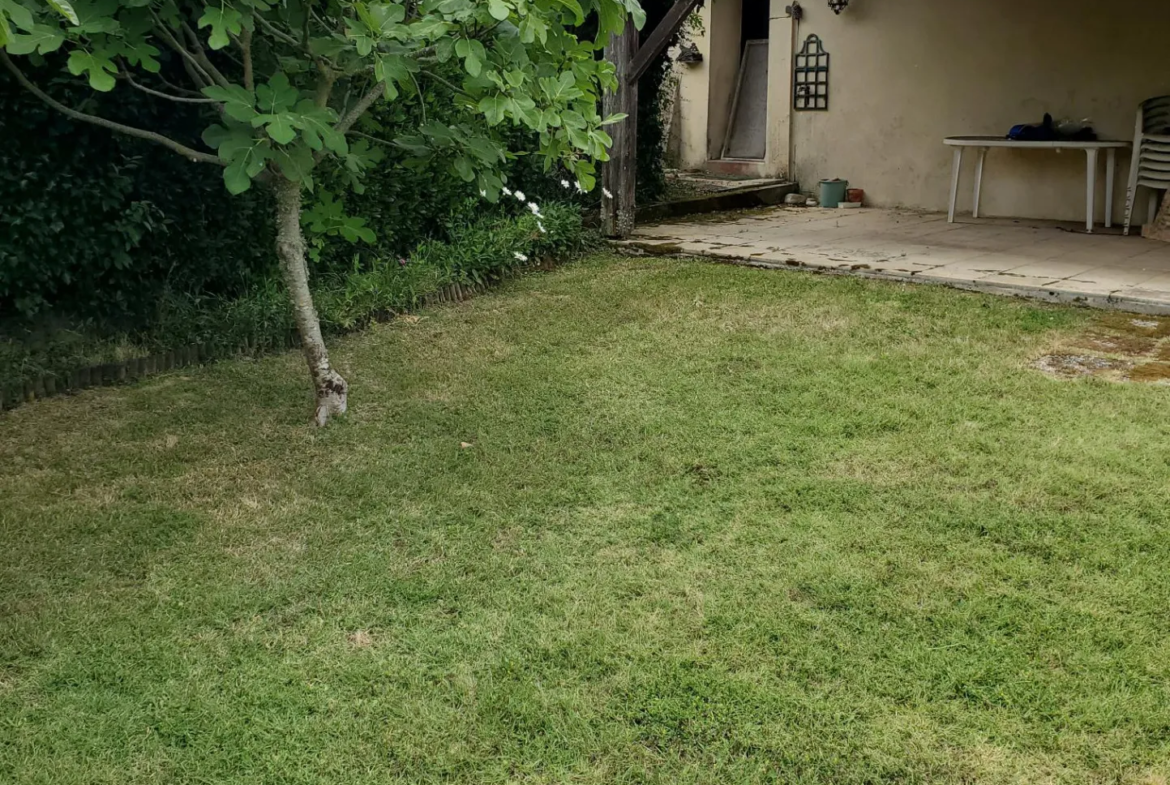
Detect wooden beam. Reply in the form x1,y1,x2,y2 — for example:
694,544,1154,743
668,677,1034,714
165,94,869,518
602,18,639,238
627,0,703,85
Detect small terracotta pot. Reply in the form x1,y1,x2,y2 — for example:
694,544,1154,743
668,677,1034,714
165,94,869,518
846,188,864,204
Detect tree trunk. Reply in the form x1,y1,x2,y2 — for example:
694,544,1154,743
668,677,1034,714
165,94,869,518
272,177,348,426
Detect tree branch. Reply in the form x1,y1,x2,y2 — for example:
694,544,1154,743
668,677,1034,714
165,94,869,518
123,71,219,103
156,72,207,97
408,69,426,125
335,82,384,135
1,52,223,166
420,69,471,99
150,15,215,89
255,14,303,48
240,27,254,91
348,129,397,147
180,21,232,88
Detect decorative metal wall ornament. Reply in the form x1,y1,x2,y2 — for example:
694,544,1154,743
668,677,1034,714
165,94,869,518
828,0,849,13
676,42,703,64
793,34,829,111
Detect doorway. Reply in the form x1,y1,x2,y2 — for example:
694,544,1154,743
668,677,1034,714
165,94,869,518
722,0,770,160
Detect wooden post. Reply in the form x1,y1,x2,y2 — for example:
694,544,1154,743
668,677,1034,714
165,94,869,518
602,18,639,239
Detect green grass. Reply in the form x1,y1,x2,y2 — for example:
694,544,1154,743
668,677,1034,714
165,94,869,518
2,254,1170,785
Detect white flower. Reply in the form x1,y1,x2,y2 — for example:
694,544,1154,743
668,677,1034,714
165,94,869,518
602,187,613,199
502,186,512,196
574,181,586,193
560,179,571,189
479,189,487,198
527,202,542,215
537,221,546,233
513,252,528,262
514,190,526,202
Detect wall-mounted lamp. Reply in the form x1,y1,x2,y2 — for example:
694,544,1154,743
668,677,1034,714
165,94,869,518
828,0,849,13
676,43,703,64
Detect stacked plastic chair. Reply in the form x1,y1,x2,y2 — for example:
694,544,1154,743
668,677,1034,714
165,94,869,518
1123,95,1170,236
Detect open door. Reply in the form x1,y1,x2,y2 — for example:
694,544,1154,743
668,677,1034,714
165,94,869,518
721,39,769,159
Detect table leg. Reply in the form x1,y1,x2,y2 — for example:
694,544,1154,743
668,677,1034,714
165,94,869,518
1105,148,1116,229
1085,149,1098,233
948,147,963,223
972,147,988,219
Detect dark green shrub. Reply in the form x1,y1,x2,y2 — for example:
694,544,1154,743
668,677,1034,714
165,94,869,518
0,61,276,322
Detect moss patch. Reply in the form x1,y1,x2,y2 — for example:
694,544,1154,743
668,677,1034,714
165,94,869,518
1094,312,1170,338
1130,362,1170,383
627,242,686,256
1031,354,1134,380
1069,332,1159,357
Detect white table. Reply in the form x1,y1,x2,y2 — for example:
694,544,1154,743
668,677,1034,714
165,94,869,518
944,136,1130,233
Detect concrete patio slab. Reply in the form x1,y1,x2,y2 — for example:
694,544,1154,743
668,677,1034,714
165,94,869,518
620,207,1170,314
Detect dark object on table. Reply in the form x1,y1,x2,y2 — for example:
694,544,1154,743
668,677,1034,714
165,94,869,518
1007,113,1098,142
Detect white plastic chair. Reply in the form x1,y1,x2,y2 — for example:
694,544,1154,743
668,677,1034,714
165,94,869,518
1123,95,1170,236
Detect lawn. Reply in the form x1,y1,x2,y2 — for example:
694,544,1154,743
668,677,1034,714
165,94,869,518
2,254,1169,785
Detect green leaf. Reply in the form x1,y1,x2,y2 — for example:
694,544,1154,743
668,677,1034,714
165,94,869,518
596,0,623,39
456,37,485,77
201,123,237,151
476,169,502,202
338,220,374,244
223,159,253,194
465,136,502,164
197,5,243,50
554,0,584,24
433,36,455,62
560,109,586,129
256,72,298,113
202,83,256,121
273,143,316,186
119,40,161,72
343,18,374,56
0,0,34,33
487,0,508,21
409,16,448,40
542,70,583,103
291,100,347,155
599,112,627,126
5,24,64,55
420,120,455,144
374,52,412,98
68,0,118,33
309,36,346,58
627,0,645,28
0,12,11,48
46,0,80,25
66,49,117,91
220,137,271,193
252,112,298,145
453,155,474,182
477,95,506,126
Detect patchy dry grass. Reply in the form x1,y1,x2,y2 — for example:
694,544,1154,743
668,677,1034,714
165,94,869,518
2,255,1170,784
1034,311,1170,384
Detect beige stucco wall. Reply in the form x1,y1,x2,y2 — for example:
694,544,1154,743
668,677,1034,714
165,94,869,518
678,0,1170,223
672,7,712,170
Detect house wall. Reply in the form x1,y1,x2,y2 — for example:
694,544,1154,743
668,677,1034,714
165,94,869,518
677,0,1170,223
